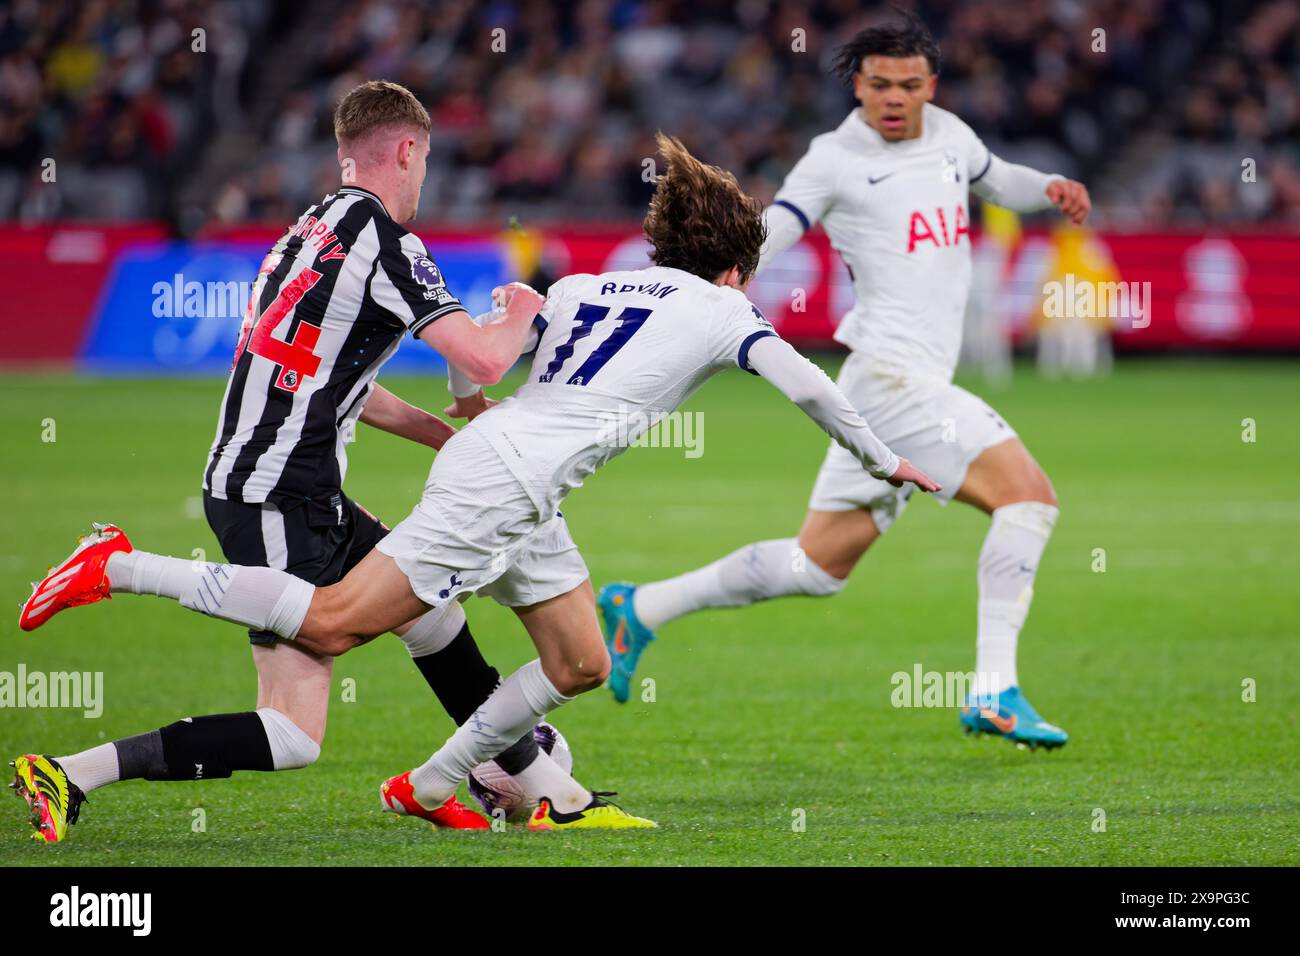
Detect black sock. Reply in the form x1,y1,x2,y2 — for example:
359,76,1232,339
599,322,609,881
114,713,274,782
409,622,499,724
493,731,541,775
409,622,540,772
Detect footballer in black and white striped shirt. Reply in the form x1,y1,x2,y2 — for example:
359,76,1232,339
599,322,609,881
15,80,597,842
203,181,464,505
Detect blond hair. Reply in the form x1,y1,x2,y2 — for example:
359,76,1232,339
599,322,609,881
333,80,430,146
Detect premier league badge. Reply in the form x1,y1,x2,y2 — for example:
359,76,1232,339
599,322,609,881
410,253,446,298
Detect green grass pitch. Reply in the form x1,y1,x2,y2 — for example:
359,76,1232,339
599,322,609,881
0,358,1296,866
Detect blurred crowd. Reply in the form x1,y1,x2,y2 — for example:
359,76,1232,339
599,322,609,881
0,0,263,221
1131,0,1300,225
3,0,1299,228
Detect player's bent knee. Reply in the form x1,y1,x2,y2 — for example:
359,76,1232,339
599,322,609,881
579,654,612,693
299,599,364,656
995,447,1058,509
297,627,358,657
798,537,867,584
551,651,610,696
1036,476,1060,509
322,633,362,657
1012,472,1058,509
799,507,887,581
573,670,608,695
795,557,847,597
257,708,322,769
553,670,604,696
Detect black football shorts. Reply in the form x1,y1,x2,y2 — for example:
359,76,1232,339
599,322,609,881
202,491,388,644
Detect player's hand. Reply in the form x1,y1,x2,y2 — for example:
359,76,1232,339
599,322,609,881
1046,178,1091,226
444,390,497,421
885,458,941,493
492,281,541,312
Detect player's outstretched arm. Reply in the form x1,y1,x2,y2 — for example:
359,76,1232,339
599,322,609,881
359,383,456,450
972,154,1090,225
745,334,941,493
418,282,543,385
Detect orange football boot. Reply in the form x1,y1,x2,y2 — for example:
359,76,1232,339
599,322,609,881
19,523,133,632
380,771,490,830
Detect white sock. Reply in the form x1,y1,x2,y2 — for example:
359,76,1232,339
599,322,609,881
410,659,571,805
511,749,591,814
976,501,1059,693
255,708,321,770
401,608,588,811
397,602,466,658
55,743,121,794
107,550,314,640
634,537,845,630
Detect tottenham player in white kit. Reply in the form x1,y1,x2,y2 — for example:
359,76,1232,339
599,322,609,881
599,17,1091,748
22,134,937,827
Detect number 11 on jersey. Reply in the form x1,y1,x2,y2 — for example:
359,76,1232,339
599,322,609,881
538,303,651,386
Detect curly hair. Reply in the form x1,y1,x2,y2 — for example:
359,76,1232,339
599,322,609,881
643,133,767,285
831,8,941,83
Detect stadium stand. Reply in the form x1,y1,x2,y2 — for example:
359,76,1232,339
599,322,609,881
2,0,1297,229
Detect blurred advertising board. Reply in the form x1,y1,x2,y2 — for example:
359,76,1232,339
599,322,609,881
1,224,1296,368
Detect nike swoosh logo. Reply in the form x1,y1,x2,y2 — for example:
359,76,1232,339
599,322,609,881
867,173,895,185
981,709,1017,733
612,621,630,655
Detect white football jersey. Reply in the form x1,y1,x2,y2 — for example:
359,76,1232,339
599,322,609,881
771,103,990,383
469,266,775,513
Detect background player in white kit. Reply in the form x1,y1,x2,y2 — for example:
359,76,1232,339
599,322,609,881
21,134,938,828
599,15,1091,748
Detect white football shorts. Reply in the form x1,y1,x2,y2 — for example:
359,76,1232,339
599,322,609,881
807,351,1018,530
376,430,589,608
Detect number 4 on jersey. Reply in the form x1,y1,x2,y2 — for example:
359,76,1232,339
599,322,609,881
539,303,651,385
234,267,325,393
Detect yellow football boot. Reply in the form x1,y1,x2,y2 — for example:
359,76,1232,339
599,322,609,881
527,792,657,830
10,755,85,844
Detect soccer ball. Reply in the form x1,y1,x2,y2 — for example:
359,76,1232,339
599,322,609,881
466,721,573,822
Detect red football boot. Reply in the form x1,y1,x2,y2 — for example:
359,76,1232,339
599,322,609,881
19,523,133,632
380,771,490,830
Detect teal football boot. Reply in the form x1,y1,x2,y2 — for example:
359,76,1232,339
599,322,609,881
960,685,1068,749
597,583,656,704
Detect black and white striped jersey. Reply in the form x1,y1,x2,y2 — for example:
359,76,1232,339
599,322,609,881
203,185,463,505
